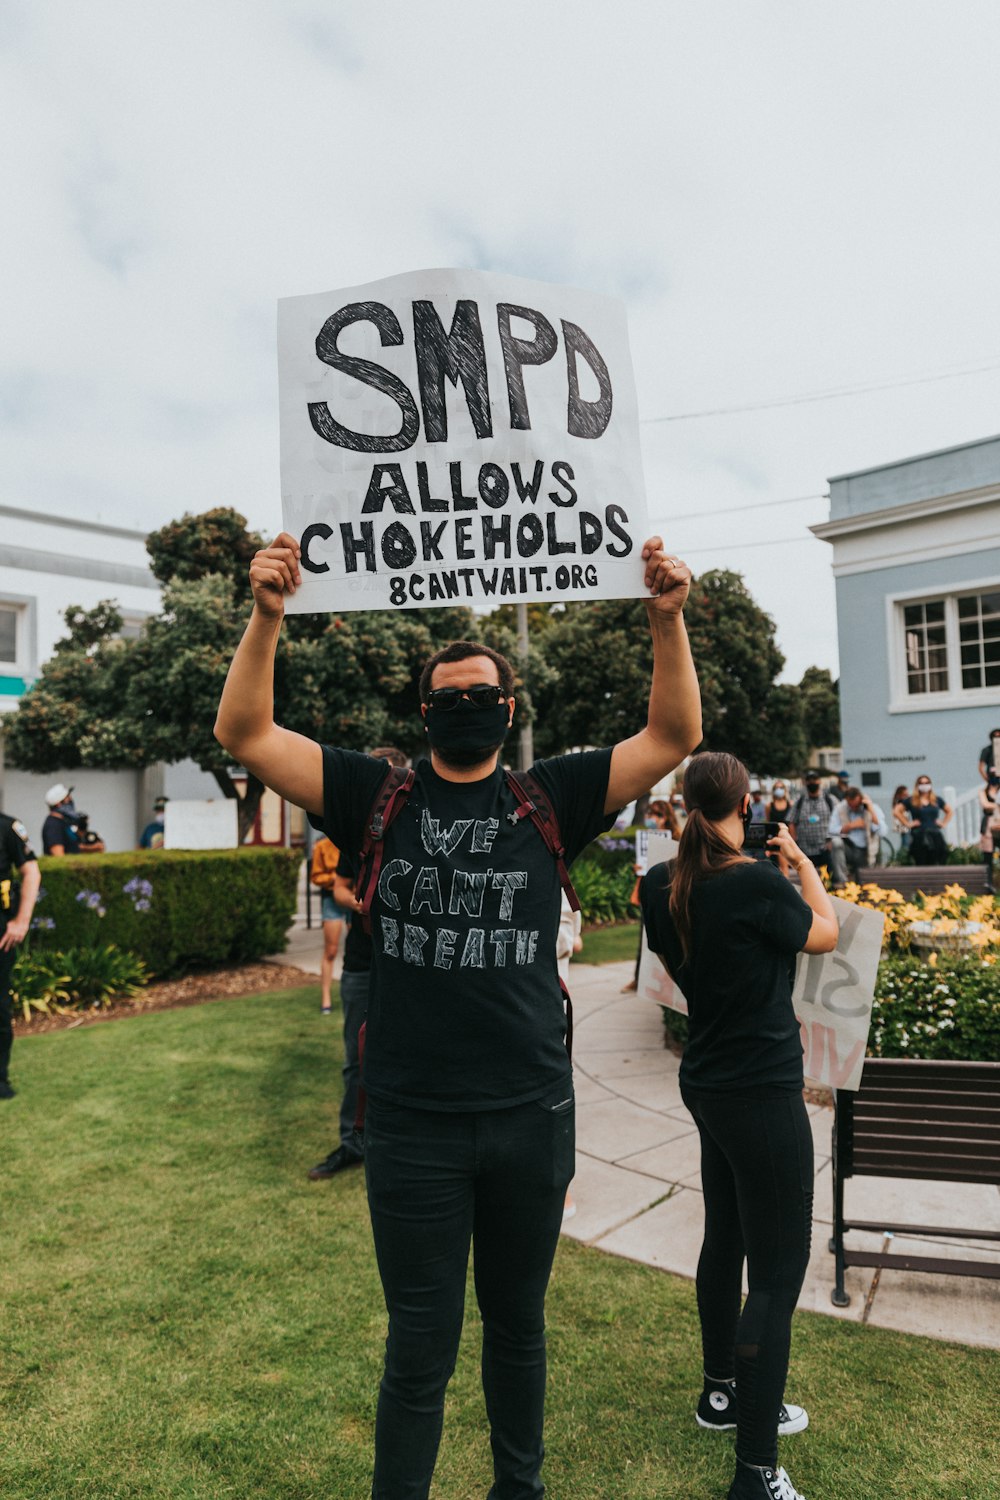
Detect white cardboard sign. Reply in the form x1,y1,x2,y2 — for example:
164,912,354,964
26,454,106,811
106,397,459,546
278,268,649,614
636,834,884,1091
163,799,239,850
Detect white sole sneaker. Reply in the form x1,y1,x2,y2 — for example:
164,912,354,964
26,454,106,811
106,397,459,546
697,1402,809,1436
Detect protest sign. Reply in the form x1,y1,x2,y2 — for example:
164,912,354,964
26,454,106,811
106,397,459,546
636,833,884,1091
278,268,649,614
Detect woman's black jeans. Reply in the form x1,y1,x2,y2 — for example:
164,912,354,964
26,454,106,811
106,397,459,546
682,1086,814,1469
364,1088,575,1500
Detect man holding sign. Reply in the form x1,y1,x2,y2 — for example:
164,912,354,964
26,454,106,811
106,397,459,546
215,523,700,1498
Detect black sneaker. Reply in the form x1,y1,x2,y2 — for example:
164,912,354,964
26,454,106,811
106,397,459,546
0,1080,15,1100
698,1379,808,1436
307,1145,363,1180
728,1462,806,1499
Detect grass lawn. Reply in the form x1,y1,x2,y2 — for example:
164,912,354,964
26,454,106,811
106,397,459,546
574,921,639,965
2,986,997,1500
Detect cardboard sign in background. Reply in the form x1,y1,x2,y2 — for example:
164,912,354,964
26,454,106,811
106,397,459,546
278,268,649,614
636,833,884,1091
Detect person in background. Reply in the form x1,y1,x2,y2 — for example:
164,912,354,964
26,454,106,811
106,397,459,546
891,784,912,857
787,771,838,873
0,808,40,1100
670,788,688,830
977,780,1000,893
979,728,1000,789
623,797,681,992
766,781,793,876
308,745,409,1174
747,780,767,824
556,889,583,1223
139,796,168,850
641,751,838,1500
895,776,952,865
42,784,79,855
828,786,887,887
311,834,348,1016
829,770,851,802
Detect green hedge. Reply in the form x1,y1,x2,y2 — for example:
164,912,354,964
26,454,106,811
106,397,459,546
660,954,1000,1062
28,849,303,978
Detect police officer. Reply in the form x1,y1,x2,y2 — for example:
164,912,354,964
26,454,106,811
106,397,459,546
1,808,41,1099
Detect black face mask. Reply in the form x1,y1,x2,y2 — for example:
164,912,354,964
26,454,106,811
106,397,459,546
806,781,820,794
424,701,511,768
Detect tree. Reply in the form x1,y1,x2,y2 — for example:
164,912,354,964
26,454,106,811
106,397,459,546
799,665,841,751
5,509,475,840
531,570,808,775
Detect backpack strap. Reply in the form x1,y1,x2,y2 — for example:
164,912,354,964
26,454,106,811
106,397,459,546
356,766,415,932
504,769,580,912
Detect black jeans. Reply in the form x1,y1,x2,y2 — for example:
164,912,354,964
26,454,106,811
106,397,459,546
682,1087,814,1469
0,943,15,1082
338,969,369,1151
364,1088,575,1500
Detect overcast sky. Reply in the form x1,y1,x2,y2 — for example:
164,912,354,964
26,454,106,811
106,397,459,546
4,0,1000,681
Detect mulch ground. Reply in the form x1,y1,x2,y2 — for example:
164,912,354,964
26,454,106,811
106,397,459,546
16,962,316,1036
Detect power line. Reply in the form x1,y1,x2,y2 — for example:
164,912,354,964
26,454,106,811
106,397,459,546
658,491,826,524
640,356,1000,424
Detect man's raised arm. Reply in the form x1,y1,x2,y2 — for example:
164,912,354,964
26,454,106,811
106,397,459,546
605,537,702,814
214,532,324,817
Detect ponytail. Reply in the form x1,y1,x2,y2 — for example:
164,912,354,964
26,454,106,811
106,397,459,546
668,752,751,960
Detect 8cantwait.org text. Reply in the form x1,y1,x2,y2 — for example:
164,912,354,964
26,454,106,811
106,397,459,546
388,562,600,607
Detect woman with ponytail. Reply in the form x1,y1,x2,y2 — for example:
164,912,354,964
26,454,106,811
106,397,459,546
641,751,838,1500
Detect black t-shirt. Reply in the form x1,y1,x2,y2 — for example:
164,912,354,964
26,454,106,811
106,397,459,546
42,811,78,855
902,796,944,831
317,746,615,1109
641,858,813,1094
0,812,37,928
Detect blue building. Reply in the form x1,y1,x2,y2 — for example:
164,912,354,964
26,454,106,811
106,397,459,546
812,434,1000,842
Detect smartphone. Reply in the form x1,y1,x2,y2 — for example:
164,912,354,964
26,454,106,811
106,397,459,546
744,820,781,850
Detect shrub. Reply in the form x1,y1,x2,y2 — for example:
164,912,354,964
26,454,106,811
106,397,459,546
871,955,1000,1061
10,944,150,1019
570,859,636,926
9,950,72,1021
28,848,302,978
582,831,640,873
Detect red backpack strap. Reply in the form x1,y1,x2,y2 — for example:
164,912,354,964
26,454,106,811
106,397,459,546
356,766,415,932
504,768,580,913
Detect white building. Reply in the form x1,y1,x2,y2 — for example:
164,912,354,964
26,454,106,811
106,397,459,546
0,505,240,850
812,434,1000,845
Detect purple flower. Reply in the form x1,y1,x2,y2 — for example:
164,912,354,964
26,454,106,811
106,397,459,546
75,890,106,916
30,915,56,931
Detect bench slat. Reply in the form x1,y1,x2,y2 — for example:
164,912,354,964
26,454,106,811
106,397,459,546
848,1158,1000,1184
843,1218,1000,1241
842,1250,1000,1279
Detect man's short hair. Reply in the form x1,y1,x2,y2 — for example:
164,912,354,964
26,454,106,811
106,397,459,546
370,745,409,768
845,786,863,800
418,641,516,702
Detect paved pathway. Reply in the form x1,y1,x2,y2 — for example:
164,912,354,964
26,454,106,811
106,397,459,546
272,928,1000,1351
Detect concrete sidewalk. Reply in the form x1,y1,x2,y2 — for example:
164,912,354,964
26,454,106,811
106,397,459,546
269,929,1000,1351
564,961,1000,1352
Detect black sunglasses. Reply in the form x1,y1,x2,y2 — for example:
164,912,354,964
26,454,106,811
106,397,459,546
426,684,507,711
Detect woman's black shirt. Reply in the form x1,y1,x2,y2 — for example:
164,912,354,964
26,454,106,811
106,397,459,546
641,859,812,1094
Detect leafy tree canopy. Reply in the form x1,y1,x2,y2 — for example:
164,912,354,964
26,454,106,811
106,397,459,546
799,664,841,751
5,511,475,836
531,570,809,776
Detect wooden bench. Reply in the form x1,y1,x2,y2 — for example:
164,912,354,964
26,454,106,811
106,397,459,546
855,865,988,896
830,1058,1000,1306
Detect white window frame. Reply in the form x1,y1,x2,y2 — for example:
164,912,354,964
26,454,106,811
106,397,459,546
0,595,34,679
887,574,1000,713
